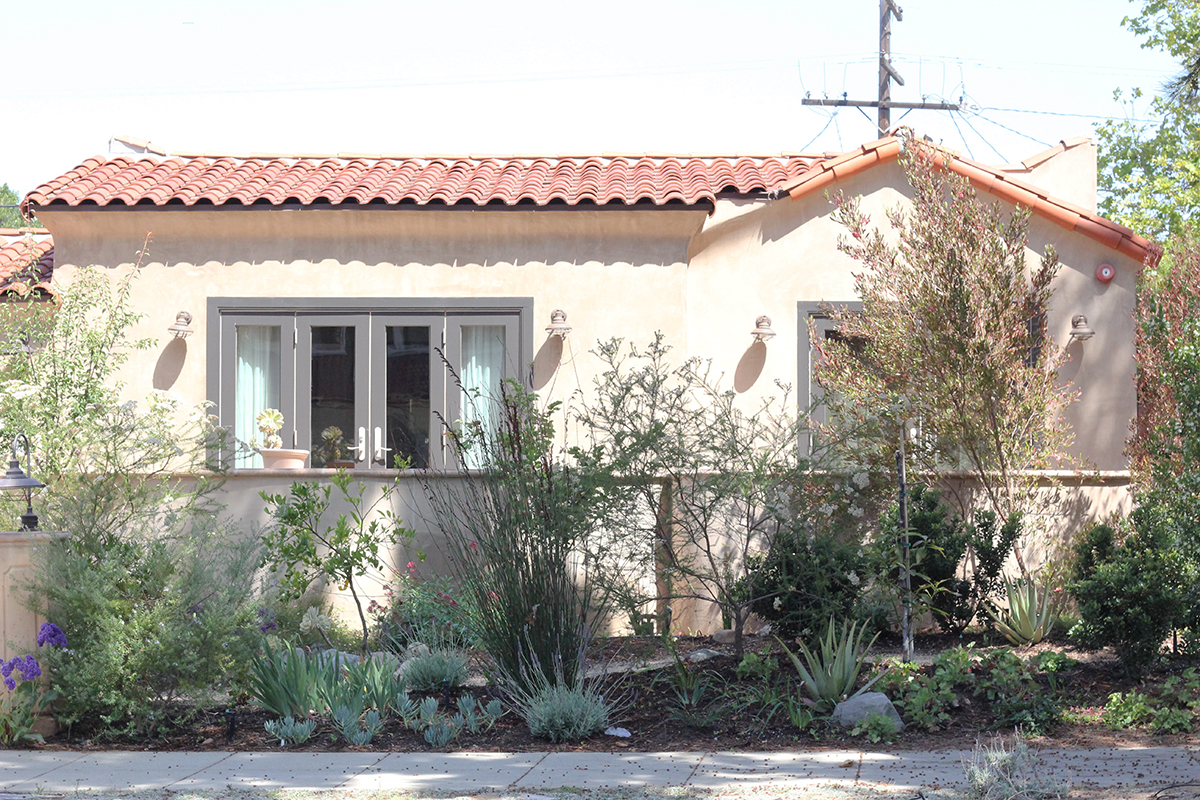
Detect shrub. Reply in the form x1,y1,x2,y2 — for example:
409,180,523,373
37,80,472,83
32,518,262,736
1069,514,1186,674
850,711,900,743
264,716,316,745
745,526,865,641
962,734,1069,800
521,683,612,743
248,640,325,719
371,571,475,652
402,650,470,693
875,645,976,731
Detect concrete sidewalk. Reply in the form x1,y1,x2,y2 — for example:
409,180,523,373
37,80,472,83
2,747,1199,795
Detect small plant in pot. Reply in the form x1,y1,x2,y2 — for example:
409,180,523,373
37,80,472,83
313,425,356,469
256,408,309,469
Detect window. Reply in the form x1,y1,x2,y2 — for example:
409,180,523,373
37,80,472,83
797,301,861,454
209,298,533,469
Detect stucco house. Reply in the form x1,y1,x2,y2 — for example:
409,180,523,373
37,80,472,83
11,132,1159,630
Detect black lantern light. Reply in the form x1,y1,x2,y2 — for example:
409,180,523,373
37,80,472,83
0,433,45,530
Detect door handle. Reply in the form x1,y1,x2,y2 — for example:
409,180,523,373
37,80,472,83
374,426,392,465
355,427,367,462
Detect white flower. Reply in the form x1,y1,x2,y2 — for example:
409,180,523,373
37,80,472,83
849,505,865,518
773,597,783,611
847,573,860,586
852,472,870,489
819,504,834,516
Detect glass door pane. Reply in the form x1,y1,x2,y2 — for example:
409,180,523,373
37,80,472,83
298,315,368,468
445,314,519,469
371,315,442,469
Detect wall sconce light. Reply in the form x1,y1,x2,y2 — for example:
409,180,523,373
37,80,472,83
0,432,44,530
1069,314,1095,343
168,311,195,339
751,315,776,342
545,309,572,338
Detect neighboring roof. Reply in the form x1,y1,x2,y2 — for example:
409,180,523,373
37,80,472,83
777,136,1163,268
25,153,815,210
0,230,54,297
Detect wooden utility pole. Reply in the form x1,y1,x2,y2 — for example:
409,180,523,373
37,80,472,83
803,0,960,137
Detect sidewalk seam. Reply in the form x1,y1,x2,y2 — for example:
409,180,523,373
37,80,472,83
164,752,235,788
507,752,550,789
682,752,709,786
2,752,88,791
334,753,391,790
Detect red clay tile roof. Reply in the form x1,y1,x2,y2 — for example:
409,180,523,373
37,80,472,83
25,154,815,210
777,136,1163,269
0,231,54,297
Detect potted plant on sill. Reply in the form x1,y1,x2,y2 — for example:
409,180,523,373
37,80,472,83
255,408,309,469
314,425,356,469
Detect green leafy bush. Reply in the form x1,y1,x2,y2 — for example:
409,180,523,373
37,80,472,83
402,650,470,693
1069,516,1185,674
850,711,900,743
33,519,262,736
874,645,976,731
1101,690,1153,729
248,641,325,719
371,572,475,652
745,527,865,641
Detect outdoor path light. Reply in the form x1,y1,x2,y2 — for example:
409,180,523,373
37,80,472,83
0,432,45,530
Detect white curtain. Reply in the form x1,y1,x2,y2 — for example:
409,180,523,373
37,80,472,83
236,326,281,468
460,325,505,469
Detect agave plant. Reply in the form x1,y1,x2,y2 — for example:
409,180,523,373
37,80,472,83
988,576,1054,646
779,617,884,714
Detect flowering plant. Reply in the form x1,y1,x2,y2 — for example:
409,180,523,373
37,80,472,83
257,408,285,449
0,622,65,744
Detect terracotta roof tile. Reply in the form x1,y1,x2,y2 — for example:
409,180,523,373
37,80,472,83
0,232,54,297
780,135,1161,270
27,154,814,211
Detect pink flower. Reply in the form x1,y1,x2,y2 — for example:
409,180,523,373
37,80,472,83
407,561,417,573
468,541,479,552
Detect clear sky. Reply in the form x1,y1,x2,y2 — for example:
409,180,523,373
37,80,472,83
1,0,1178,197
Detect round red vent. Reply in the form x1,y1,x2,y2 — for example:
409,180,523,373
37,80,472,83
1096,263,1116,283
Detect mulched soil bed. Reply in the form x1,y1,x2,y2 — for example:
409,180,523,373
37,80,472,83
32,632,1200,754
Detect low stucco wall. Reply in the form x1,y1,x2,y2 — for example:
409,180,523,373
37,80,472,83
0,531,66,661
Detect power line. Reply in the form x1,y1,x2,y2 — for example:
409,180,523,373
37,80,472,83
983,106,1160,122
971,114,1052,148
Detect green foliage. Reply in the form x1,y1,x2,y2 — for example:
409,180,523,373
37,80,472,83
1101,690,1154,729
819,137,1070,527
578,334,868,659
0,661,56,745
735,648,778,682
972,648,1061,736
264,716,316,745
745,526,866,642
962,734,1069,800
248,640,324,719
660,649,722,729
261,471,416,657
1096,3,1200,242
33,518,261,736
1069,516,1186,674
849,711,900,743
371,572,475,652
874,646,976,731
401,650,469,693
425,379,609,692
0,183,40,228
332,705,383,746
989,576,1054,646
521,682,613,743
780,617,882,714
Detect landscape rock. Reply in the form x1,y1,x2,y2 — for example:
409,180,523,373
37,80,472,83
712,629,736,645
687,648,723,663
604,727,632,737
831,692,906,731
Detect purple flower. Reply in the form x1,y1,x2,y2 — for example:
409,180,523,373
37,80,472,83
0,660,11,679
37,622,68,648
256,608,278,633
3,677,13,691
18,655,41,680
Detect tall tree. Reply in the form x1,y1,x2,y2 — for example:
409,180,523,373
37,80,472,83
815,137,1073,535
1095,2,1200,245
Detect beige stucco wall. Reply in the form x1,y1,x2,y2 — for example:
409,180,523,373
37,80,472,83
0,531,65,661
31,141,1141,633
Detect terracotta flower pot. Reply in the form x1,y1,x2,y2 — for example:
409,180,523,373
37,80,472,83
256,448,310,469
